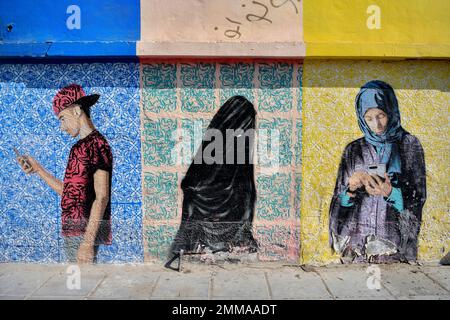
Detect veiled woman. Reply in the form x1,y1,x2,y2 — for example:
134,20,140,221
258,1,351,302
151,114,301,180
329,80,426,263
166,96,258,268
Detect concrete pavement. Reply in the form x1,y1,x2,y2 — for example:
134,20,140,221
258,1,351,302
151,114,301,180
0,261,449,300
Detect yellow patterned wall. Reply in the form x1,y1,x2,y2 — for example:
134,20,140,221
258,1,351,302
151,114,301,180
300,59,450,264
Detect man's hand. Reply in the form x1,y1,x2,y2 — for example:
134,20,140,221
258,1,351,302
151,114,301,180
77,242,95,264
16,155,41,175
365,173,393,197
16,154,63,195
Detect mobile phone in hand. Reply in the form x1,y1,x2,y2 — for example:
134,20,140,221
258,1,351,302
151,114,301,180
367,163,386,181
14,147,31,170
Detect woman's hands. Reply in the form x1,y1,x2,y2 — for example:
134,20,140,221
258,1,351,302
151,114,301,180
348,171,366,192
348,171,392,197
365,173,392,197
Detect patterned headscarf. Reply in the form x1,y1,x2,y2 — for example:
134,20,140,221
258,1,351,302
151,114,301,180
355,80,405,174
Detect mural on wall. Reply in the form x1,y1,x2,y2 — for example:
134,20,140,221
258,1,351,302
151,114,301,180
0,62,142,263
16,84,113,263
166,96,258,267
141,61,302,263
329,80,427,263
300,60,448,265
0,61,302,264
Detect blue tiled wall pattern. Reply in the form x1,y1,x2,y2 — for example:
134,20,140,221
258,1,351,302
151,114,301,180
0,62,143,263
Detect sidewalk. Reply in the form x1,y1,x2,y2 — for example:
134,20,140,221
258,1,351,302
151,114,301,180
0,261,449,300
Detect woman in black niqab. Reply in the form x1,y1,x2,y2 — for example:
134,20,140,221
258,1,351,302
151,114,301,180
166,96,258,267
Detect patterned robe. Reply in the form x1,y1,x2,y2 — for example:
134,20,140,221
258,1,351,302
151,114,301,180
329,132,426,262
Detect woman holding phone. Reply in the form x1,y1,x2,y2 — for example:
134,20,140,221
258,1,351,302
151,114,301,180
329,80,426,263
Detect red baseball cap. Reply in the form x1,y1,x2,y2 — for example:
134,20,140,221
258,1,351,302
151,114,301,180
52,83,100,116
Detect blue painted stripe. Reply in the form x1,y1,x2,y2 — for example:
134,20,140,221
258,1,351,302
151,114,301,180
47,41,138,57
0,0,140,57
0,42,138,57
0,56,139,64
0,43,52,57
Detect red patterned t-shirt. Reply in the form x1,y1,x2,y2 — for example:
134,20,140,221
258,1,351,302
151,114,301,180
61,130,113,245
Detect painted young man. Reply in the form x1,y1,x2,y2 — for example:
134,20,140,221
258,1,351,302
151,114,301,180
17,84,113,263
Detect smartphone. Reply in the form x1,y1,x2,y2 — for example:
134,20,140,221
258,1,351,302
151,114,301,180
13,147,31,170
367,163,386,179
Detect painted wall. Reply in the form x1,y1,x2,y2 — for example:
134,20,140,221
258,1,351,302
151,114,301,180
300,59,449,264
2,0,449,59
140,60,302,262
0,1,448,265
0,59,302,263
303,0,450,57
1,59,448,264
0,61,143,262
140,0,302,42
138,0,304,57
0,0,140,57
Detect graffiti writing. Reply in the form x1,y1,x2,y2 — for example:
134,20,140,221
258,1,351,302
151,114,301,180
217,0,301,40
246,1,272,23
270,0,299,14
224,17,243,40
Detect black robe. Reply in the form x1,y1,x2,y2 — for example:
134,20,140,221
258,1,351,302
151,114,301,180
168,96,258,257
